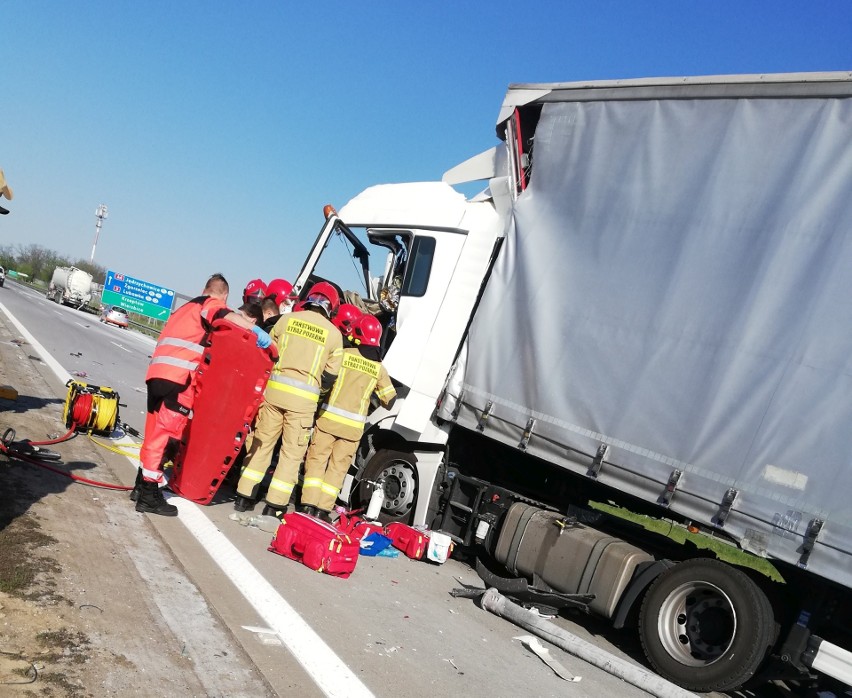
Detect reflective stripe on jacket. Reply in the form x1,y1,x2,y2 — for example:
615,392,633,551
265,310,343,412
145,295,227,385
316,347,396,440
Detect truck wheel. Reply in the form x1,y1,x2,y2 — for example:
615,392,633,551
357,449,417,523
639,558,775,692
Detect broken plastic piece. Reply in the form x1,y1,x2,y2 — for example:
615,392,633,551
514,635,581,682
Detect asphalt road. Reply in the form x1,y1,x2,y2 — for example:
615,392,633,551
0,280,793,698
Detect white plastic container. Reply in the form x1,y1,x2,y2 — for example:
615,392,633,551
365,486,384,520
426,531,453,564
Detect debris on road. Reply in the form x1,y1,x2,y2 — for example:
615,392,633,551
514,634,581,682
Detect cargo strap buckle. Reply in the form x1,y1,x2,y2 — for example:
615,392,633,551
797,518,824,569
714,487,739,527
586,443,609,479
518,418,536,451
476,401,494,432
659,469,683,507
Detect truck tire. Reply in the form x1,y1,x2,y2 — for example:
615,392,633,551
638,558,775,692
356,449,418,524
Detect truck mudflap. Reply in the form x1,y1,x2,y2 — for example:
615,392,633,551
494,502,653,619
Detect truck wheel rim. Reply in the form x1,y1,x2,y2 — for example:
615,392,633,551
376,461,416,517
656,580,736,666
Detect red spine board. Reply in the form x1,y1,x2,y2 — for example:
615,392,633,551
170,320,274,504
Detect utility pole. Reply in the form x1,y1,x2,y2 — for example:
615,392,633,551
90,204,109,264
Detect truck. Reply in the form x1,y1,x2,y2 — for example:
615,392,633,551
47,266,93,309
287,72,852,693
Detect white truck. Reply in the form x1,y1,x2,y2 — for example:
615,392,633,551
47,266,93,309
289,72,852,693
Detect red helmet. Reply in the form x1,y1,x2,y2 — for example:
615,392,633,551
243,278,267,304
333,303,361,336
266,278,294,306
353,314,382,347
304,281,340,317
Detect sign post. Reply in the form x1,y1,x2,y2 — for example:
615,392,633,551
101,270,175,322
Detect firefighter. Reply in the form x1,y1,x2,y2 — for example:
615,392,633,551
331,303,362,339
300,313,396,520
242,278,267,305
136,273,272,516
234,281,343,516
259,278,296,332
265,278,297,315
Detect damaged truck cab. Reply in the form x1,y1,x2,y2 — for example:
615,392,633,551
291,72,852,693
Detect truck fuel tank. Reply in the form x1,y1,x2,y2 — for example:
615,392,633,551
494,502,652,619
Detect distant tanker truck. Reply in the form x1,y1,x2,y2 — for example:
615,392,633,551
47,266,93,309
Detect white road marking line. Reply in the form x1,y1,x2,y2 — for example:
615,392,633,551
0,302,73,384
174,499,375,698
75,322,89,329
0,300,374,698
110,341,131,352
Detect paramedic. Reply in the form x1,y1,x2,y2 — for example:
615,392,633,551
300,313,396,520
234,281,343,516
136,273,272,516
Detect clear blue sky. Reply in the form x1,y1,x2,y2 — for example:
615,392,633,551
2,2,850,298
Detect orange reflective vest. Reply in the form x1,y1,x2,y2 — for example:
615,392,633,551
145,295,228,385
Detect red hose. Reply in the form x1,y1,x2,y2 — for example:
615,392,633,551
0,444,134,491
22,427,77,446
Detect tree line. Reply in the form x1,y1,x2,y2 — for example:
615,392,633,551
0,243,107,285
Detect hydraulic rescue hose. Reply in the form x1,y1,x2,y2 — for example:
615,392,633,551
1,385,136,491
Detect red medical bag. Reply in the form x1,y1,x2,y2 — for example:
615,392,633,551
335,513,385,542
269,513,359,578
384,522,430,560
170,320,275,504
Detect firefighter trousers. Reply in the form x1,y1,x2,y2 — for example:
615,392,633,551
301,425,359,512
236,401,315,508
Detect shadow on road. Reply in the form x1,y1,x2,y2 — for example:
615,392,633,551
1,393,66,415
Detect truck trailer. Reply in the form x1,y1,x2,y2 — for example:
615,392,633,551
47,266,93,309
289,72,852,692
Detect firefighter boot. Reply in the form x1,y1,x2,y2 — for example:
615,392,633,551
297,504,318,518
262,504,287,520
136,480,178,517
234,496,256,512
129,468,143,502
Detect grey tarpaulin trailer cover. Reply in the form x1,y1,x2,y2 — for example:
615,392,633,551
444,72,852,590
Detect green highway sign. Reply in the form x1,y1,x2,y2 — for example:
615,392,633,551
102,270,174,322
101,288,172,320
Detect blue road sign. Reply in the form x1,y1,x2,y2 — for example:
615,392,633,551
103,270,175,321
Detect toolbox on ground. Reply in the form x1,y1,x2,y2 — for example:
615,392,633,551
170,320,275,504
269,512,359,578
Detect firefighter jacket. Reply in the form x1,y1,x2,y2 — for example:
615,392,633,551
145,295,228,386
265,309,343,413
315,346,396,441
